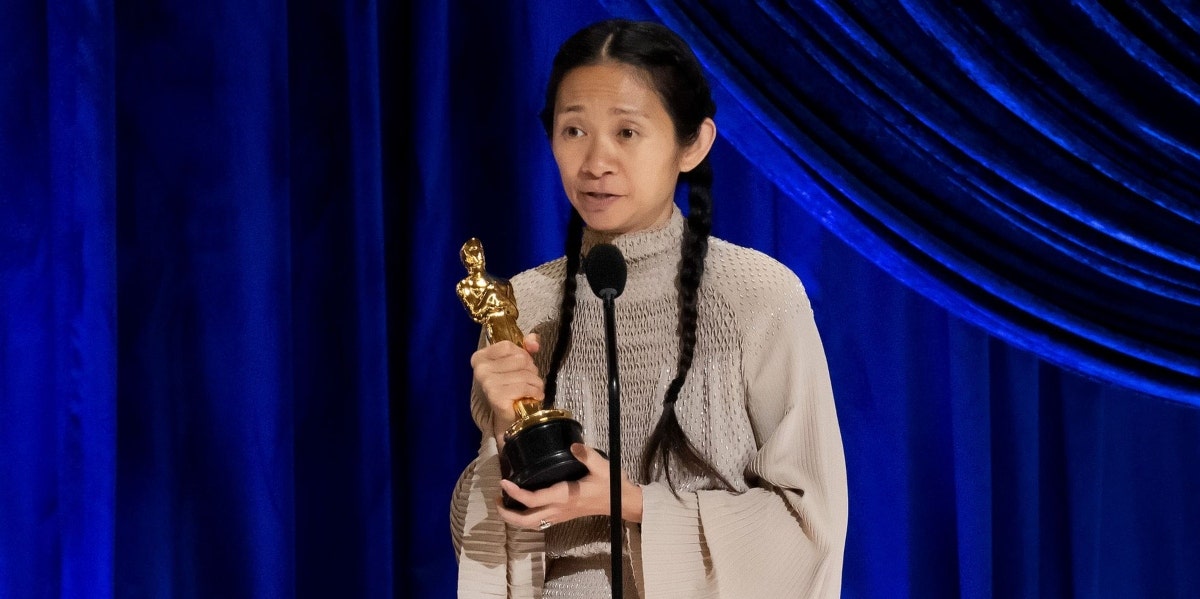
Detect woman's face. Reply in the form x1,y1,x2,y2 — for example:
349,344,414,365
550,62,713,234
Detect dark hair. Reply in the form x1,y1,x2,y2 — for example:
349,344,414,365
539,19,733,493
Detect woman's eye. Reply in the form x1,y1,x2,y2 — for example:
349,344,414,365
563,127,584,138
618,128,636,139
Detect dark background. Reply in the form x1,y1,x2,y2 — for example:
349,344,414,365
3,0,1198,597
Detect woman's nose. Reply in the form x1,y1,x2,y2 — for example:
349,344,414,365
581,138,616,177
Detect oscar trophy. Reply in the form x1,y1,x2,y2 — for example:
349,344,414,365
456,238,587,509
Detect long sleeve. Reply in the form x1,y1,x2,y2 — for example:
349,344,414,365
637,267,848,598
449,219,847,597
450,338,548,598
451,436,509,597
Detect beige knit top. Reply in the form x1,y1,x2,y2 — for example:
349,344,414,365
451,208,848,598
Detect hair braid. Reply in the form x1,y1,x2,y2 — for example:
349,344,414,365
542,210,585,408
542,19,732,493
641,159,734,492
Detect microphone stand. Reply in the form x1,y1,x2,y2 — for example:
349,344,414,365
585,242,627,599
600,289,622,598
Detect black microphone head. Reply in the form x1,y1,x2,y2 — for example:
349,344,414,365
585,243,627,299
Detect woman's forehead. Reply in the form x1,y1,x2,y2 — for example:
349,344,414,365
554,63,664,116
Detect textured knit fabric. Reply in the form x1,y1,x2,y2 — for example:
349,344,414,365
451,207,848,598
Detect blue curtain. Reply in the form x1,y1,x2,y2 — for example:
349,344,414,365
3,1,1198,598
606,0,1200,402
4,0,391,597
2,2,116,597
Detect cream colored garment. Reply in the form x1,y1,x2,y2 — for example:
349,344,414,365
451,208,848,598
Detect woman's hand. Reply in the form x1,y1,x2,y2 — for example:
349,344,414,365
496,443,645,527
470,333,543,447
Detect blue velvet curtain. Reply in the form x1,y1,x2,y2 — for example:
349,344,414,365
4,0,391,597
3,1,1198,598
609,0,1200,402
2,2,116,597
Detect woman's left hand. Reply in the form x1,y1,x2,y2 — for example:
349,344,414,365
497,443,644,527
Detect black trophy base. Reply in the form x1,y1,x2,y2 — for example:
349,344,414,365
499,417,587,510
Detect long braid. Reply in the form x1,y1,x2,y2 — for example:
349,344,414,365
640,158,735,492
540,19,732,493
542,210,585,408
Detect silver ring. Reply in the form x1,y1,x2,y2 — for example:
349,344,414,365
538,519,552,531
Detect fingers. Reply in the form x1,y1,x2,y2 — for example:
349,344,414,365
495,479,578,531
499,479,541,508
471,341,545,405
571,443,610,476
524,333,541,354
495,446,618,529
483,379,544,404
495,494,551,530
470,337,540,367
495,480,553,531
470,341,540,376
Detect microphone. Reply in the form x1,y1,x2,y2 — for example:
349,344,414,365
585,243,627,300
584,243,627,599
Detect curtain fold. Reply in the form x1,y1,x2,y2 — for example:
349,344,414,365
1,1,117,597
48,0,119,592
286,1,392,596
1,0,117,595
606,0,1200,402
0,1,391,597
4,1,1200,598
113,1,297,596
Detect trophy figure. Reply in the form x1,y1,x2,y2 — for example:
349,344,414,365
456,238,587,509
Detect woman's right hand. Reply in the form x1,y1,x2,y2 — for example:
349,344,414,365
470,333,543,447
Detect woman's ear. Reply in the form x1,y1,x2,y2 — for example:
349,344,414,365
679,118,717,173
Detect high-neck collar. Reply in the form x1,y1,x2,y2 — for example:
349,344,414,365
580,205,683,268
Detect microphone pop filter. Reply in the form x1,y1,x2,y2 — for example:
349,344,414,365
585,243,627,300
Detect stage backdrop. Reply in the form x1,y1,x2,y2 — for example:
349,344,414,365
2,1,1198,598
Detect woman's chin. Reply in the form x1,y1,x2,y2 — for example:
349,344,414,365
577,212,628,234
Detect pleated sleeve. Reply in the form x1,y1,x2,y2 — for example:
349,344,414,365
638,270,848,598
450,337,547,599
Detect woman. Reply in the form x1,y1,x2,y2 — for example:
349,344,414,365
451,19,847,598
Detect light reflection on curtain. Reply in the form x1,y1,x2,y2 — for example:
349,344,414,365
4,1,1200,598
3,1,394,597
607,0,1200,402
0,1,116,596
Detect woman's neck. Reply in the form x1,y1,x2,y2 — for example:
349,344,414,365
580,204,684,268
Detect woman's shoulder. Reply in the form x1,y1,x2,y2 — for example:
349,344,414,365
511,255,567,289
705,237,810,306
704,238,816,344
509,256,568,322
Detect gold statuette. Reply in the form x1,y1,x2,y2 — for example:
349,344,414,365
456,238,587,508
